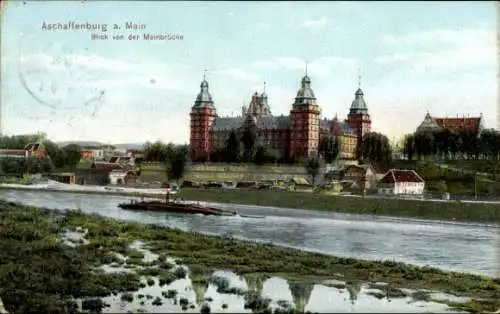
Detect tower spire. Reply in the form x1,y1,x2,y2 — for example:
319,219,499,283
203,69,208,81
263,81,266,93
305,60,309,76
358,68,361,89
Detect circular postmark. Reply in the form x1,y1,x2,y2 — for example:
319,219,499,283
18,33,106,116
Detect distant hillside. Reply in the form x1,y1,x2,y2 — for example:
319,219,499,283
55,141,145,150
113,143,145,150
56,141,104,148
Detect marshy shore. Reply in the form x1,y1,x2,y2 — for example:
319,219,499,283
0,200,498,313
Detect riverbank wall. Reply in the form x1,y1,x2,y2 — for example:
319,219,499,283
140,162,331,183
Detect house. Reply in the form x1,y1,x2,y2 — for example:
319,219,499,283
416,112,484,136
342,164,378,191
91,161,124,170
109,156,135,166
377,169,425,195
0,141,47,159
49,172,76,184
289,177,313,192
0,149,27,159
73,162,124,185
109,170,138,185
81,150,94,160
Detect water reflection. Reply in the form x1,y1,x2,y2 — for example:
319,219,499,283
79,265,468,313
55,230,472,314
1,189,498,276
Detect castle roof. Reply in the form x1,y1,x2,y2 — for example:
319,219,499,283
320,118,355,135
193,77,214,108
294,74,317,106
211,115,291,132
212,117,245,132
349,87,368,115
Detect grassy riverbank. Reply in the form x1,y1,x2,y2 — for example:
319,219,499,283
0,200,499,313
178,188,500,223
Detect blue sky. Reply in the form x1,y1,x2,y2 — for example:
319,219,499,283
1,1,497,144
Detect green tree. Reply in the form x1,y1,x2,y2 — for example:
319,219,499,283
241,127,256,161
225,131,239,162
253,146,267,165
305,157,320,185
167,145,188,182
61,144,82,169
403,133,415,160
44,141,66,168
361,132,393,171
320,137,340,163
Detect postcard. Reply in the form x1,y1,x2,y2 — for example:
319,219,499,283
0,1,498,314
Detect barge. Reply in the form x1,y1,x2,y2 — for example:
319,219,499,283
118,199,236,216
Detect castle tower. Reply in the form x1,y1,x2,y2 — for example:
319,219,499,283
346,75,371,160
290,69,321,159
189,72,217,161
259,81,272,116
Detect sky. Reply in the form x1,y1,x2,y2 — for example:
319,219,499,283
1,1,498,144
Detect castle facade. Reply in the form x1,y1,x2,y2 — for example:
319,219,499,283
189,73,372,162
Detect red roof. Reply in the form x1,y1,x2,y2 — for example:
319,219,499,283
0,149,26,156
379,169,424,184
91,162,123,170
126,149,142,154
434,117,481,133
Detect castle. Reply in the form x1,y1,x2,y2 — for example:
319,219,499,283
189,71,372,162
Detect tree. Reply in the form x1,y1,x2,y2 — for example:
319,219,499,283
319,137,340,164
167,145,188,182
413,131,434,159
61,144,82,169
44,140,66,168
225,131,239,162
305,157,320,185
403,134,415,160
253,146,267,165
361,132,393,171
241,127,256,161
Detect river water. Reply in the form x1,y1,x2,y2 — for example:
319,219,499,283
1,189,498,277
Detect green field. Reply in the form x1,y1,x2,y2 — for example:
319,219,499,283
178,188,500,223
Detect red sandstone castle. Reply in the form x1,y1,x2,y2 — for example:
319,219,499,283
189,72,372,162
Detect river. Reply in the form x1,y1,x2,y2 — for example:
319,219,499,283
1,189,498,277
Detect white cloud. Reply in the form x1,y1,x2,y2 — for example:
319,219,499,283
82,76,183,90
215,68,260,81
20,53,138,72
381,29,493,46
375,28,496,71
256,22,270,29
251,56,357,76
299,17,328,29
17,52,187,92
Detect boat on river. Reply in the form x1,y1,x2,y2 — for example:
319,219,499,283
118,200,236,216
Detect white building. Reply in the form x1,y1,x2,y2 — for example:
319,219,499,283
109,169,138,185
377,169,425,195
